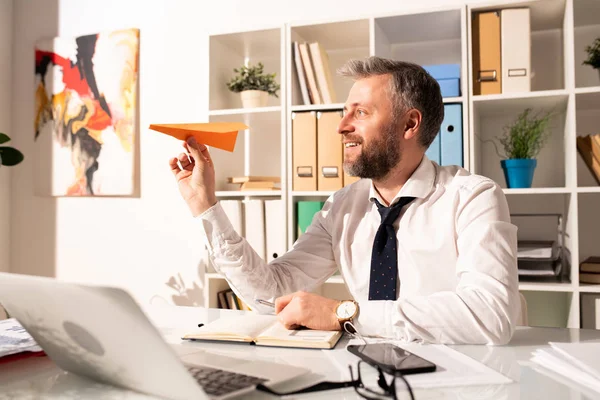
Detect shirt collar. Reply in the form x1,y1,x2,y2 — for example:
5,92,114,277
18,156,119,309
368,155,436,206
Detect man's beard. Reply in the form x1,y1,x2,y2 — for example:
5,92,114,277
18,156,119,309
343,125,401,180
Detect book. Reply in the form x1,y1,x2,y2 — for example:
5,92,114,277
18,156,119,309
308,42,336,104
292,41,311,105
580,273,600,285
576,136,600,185
581,257,600,274
239,181,277,191
182,314,342,349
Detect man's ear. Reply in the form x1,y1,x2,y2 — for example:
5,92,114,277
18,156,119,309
403,109,422,140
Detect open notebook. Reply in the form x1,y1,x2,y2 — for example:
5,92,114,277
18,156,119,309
182,314,343,349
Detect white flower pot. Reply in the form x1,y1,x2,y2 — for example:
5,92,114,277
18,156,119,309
240,90,268,108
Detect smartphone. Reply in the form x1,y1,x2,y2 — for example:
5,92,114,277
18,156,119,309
347,343,436,375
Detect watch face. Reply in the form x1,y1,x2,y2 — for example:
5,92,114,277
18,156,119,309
337,301,357,319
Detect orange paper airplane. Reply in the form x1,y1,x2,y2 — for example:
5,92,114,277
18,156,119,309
148,122,249,152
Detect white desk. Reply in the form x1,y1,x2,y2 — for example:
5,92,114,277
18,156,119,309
1,305,600,399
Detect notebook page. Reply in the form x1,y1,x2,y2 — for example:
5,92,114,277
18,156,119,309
185,314,277,340
257,322,339,343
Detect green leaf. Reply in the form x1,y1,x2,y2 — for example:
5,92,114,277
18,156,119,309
0,147,25,166
0,133,9,145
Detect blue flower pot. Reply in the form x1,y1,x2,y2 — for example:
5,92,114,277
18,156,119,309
501,158,537,188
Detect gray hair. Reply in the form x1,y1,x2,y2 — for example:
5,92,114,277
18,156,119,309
338,57,444,149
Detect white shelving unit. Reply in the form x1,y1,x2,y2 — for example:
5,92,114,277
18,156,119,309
204,0,600,329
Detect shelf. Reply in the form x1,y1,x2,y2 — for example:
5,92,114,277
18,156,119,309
216,190,282,197
472,89,569,116
519,282,574,292
577,187,600,193
504,188,572,195
579,285,600,293
575,86,600,95
291,103,344,112
292,191,335,197
209,106,281,116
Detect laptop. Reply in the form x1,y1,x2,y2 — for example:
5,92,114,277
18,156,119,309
0,272,309,400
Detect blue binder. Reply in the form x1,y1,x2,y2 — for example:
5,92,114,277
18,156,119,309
425,132,441,164
440,104,463,167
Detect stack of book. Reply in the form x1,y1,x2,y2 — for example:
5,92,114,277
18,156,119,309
576,134,600,185
292,41,336,105
227,176,280,191
580,257,600,285
216,288,252,311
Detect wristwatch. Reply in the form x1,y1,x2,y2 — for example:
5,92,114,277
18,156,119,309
335,300,359,329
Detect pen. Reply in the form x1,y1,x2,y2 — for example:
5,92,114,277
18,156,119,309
255,298,275,308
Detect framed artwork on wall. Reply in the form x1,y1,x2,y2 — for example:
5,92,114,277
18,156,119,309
33,28,139,196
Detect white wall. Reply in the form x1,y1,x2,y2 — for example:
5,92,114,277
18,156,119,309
10,0,493,305
0,0,12,273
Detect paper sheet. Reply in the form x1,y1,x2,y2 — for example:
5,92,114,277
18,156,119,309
0,318,43,358
324,338,512,389
148,122,248,152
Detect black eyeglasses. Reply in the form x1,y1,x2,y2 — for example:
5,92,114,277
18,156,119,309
256,360,414,399
349,360,415,400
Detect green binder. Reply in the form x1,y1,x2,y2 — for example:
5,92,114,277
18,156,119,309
296,201,325,238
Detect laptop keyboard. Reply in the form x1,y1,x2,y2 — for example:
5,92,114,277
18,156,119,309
187,365,267,397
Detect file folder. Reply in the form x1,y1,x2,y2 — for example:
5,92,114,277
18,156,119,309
297,201,324,239
243,200,266,259
472,11,502,95
292,112,317,191
264,199,286,262
501,8,531,93
425,132,441,165
317,111,343,191
440,104,463,167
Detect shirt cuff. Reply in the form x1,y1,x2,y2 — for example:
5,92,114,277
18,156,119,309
355,300,395,338
195,202,236,243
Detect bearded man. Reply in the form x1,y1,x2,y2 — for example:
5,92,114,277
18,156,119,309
170,57,520,345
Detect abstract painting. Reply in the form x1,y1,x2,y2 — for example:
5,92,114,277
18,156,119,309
34,28,139,196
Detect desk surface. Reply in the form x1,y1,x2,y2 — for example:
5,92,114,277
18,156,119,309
1,305,600,399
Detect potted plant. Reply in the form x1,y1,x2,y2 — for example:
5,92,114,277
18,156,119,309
583,37,600,79
491,108,553,188
226,62,280,108
0,133,24,167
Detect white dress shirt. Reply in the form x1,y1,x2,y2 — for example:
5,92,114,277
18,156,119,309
198,156,520,345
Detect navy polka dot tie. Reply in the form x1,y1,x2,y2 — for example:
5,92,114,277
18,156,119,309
369,196,415,300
